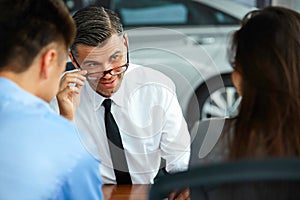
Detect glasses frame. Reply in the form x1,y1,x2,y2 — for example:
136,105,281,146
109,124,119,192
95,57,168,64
70,46,129,80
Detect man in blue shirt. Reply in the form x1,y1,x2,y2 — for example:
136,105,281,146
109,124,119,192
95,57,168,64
0,0,102,199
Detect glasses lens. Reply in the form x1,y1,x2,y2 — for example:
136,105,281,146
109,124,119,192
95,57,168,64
87,72,102,80
87,65,128,80
110,65,128,75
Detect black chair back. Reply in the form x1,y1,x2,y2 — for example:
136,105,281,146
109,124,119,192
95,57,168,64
148,158,300,200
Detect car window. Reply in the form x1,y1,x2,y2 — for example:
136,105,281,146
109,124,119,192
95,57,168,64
111,0,240,27
189,1,240,25
64,0,110,13
120,4,188,26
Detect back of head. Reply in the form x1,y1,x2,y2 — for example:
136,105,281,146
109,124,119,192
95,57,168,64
70,5,123,55
227,7,300,158
0,0,76,72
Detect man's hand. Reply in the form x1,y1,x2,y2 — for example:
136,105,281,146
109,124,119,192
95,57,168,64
56,69,87,121
168,188,190,200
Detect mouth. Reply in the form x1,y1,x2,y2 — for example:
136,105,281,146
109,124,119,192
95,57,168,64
100,78,116,88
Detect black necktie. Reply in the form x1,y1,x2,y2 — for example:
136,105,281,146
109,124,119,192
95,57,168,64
103,99,132,184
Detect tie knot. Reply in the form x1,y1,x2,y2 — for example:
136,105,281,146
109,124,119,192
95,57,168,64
103,99,112,111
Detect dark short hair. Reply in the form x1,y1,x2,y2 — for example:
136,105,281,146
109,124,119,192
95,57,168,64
70,6,123,56
0,0,76,72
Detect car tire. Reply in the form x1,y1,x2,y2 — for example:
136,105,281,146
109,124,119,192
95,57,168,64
186,73,240,130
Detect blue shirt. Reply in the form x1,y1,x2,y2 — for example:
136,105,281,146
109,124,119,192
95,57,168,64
0,77,103,200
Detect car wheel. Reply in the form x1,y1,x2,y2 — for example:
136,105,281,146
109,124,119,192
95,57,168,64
186,73,241,129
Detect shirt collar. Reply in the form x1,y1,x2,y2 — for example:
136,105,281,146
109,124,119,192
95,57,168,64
112,63,139,108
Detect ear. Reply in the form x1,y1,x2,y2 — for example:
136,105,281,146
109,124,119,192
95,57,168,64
231,70,242,96
40,49,57,80
68,51,80,69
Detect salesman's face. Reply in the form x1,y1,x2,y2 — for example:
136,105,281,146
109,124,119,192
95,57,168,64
72,34,128,97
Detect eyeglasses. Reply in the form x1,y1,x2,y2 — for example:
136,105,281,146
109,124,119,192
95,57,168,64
71,49,129,80
86,63,128,80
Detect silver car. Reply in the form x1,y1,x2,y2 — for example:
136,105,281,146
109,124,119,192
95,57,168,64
65,0,256,129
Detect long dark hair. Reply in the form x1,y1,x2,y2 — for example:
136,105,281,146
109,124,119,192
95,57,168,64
227,6,300,158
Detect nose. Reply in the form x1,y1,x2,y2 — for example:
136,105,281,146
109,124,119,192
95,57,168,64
102,71,113,79
101,62,114,79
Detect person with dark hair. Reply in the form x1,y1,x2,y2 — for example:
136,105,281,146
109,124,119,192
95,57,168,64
187,7,300,199
0,0,102,199
53,5,190,191
190,6,300,166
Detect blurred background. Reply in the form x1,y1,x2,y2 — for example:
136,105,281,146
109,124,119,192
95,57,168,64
63,0,299,131
64,0,300,12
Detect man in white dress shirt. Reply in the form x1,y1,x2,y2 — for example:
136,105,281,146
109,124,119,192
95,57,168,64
54,5,190,187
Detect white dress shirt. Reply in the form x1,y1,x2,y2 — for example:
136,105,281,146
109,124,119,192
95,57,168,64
55,63,191,184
